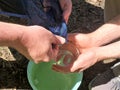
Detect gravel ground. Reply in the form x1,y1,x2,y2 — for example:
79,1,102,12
0,0,118,90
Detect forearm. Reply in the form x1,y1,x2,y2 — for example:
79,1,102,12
0,22,25,47
97,40,120,61
89,15,120,46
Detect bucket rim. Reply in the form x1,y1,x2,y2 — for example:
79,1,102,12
27,61,83,90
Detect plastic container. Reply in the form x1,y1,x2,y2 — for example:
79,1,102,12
56,42,80,66
27,60,83,90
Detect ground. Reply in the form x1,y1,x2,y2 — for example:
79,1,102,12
0,0,119,90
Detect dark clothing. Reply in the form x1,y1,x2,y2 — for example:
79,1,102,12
0,0,67,38
0,0,25,14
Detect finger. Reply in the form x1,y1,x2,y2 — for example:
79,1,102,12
48,35,65,61
54,35,66,44
60,1,72,23
34,60,40,64
70,51,94,72
74,68,84,73
40,52,51,62
47,44,59,61
43,55,50,62
62,9,71,23
67,33,78,42
52,57,75,73
52,64,72,73
32,57,43,64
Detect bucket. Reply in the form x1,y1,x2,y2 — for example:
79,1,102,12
27,60,83,90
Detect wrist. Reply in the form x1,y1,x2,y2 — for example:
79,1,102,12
95,47,105,62
97,41,120,61
88,21,120,47
96,46,115,62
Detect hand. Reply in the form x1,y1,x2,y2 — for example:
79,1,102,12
52,47,99,73
52,33,99,73
13,26,65,63
67,33,93,48
59,0,72,23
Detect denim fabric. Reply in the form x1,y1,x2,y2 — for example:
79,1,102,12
0,0,67,39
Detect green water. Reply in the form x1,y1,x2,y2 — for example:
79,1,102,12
27,61,83,90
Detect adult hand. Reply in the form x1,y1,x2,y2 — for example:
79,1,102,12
59,0,72,23
52,33,99,73
13,26,65,63
52,48,98,73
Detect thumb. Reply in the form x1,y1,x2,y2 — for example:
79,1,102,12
55,35,66,44
70,51,95,72
50,35,66,60
68,33,78,42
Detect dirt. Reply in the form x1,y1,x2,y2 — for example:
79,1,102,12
0,0,119,90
